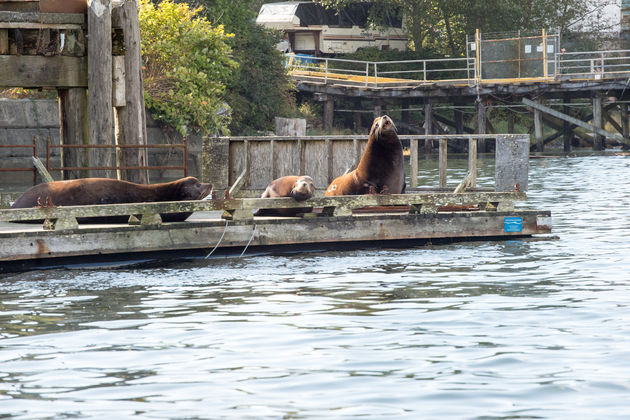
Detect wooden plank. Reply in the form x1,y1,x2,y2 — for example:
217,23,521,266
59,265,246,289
523,97,624,142
0,192,529,223
0,11,86,25
87,0,114,178
0,55,87,87
0,22,81,29
0,210,552,264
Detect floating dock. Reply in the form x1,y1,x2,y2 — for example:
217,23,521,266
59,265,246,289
0,192,551,272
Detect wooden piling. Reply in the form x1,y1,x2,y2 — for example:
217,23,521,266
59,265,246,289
112,0,149,184
533,99,544,152
592,93,604,150
621,103,630,150
476,98,487,152
58,88,89,179
87,0,114,178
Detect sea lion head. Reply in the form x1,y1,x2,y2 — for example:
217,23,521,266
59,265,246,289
290,176,315,201
176,176,213,200
370,115,397,140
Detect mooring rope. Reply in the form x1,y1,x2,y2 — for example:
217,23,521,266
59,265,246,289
204,219,229,259
239,225,257,258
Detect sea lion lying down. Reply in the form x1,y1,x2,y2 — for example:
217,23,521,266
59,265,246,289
254,175,315,217
11,176,213,223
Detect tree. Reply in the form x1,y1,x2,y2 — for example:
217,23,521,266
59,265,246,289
318,0,618,57
139,0,237,135
180,0,297,134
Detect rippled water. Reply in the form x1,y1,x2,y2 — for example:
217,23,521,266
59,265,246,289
2,155,630,419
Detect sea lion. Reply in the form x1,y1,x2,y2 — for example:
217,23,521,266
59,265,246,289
254,175,315,217
11,176,213,223
325,115,405,196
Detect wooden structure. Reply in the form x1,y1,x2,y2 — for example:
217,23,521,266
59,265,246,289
0,133,550,272
0,192,551,272
288,39,630,152
0,0,149,182
202,134,529,195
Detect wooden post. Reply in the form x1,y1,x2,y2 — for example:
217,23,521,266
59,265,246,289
202,137,229,191
592,93,604,150
324,98,334,132
507,108,515,134
621,103,630,150
423,99,432,153
455,101,464,134
112,0,149,183
468,137,477,189
563,96,572,152
58,88,89,179
88,0,114,178
410,138,418,188
438,138,447,188
353,98,362,131
533,99,544,152
0,29,8,54
476,97,487,152
373,103,382,118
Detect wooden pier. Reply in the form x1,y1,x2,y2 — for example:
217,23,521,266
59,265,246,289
0,192,551,272
0,133,551,272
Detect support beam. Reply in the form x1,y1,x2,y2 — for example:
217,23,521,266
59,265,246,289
58,88,89,179
522,98,624,143
112,0,149,184
622,103,630,150
423,99,432,153
563,96,572,152
533,99,544,152
592,93,604,150
476,98,487,152
88,0,114,178
324,98,334,132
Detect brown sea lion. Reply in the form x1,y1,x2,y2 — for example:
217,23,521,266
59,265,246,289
254,175,315,217
11,176,213,223
325,115,405,196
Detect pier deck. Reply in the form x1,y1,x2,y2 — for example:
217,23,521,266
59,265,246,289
0,192,551,272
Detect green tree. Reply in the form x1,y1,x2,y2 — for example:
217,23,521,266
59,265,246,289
181,0,297,134
139,0,237,135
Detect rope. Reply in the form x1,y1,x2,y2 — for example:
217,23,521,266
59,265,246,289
204,220,229,259
239,225,257,258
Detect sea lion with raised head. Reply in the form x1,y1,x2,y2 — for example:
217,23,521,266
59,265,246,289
11,176,213,223
254,175,315,217
325,115,405,196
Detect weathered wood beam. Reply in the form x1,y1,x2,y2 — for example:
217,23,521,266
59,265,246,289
0,192,528,224
58,88,89,179
0,55,87,87
87,0,114,178
112,0,149,183
522,97,624,142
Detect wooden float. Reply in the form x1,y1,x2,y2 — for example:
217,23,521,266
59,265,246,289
0,191,551,272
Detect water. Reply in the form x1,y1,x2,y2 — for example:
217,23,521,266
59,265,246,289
1,155,630,419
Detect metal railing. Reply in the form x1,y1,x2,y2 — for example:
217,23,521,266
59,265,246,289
46,138,188,177
557,49,630,80
0,137,39,185
287,48,630,87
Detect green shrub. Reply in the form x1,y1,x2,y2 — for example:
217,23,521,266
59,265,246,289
139,0,237,135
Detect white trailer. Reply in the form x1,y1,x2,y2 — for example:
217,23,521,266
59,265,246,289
256,1,408,55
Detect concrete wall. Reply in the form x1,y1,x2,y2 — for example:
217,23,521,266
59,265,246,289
0,98,202,188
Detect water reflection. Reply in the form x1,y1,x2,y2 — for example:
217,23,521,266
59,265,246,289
2,156,630,418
